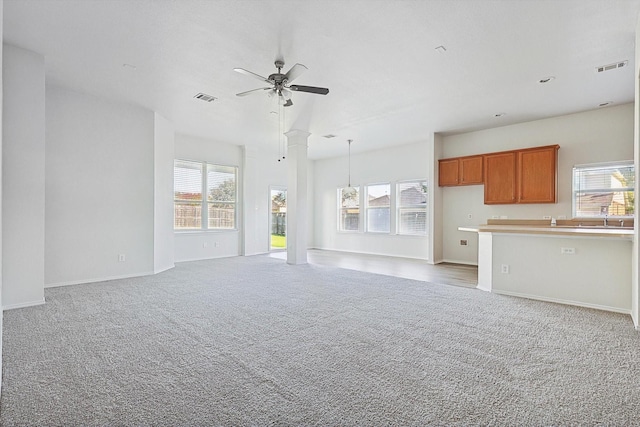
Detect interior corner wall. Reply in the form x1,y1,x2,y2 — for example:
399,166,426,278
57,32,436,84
313,141,430,259
429,133,444,264
153,112,175,273
633,13,640,329
174,134,242,262
45,86,155,287
2,44,45,309
1,0,5,397
306,159,315,249
441,104,635,265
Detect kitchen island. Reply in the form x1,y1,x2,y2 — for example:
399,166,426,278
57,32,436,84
460,221,633,314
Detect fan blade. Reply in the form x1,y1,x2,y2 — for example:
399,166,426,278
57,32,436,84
236,87,272,97
284,63,308,83
289,85,329,95
233,68,271,83
283,99,293,107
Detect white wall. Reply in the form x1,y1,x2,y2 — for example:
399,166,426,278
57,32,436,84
633,14,640,329
1,0,5,396
45,86,155,286
491,234,632,313
153,112,175,273
442,104,634,264
243,146,288,255
429,133,444,263
2,44,45,309
314,141,430,259
174,134,242,262
242,145,315,257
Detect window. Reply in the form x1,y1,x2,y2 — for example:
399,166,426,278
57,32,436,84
174,160,237,230
397,180,427,235
338,187,360,231
572,161,634,218
366,183,390,233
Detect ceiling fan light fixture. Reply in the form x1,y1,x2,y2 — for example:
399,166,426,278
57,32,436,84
281,88,292,100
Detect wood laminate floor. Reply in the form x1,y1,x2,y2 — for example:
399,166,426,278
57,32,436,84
269,249,478,288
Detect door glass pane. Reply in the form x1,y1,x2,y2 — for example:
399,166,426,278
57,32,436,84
271,189,286,249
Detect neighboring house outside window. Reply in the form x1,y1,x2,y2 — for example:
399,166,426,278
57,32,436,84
572,161,634,218
174,160,237,230
338,187,360,231
397,180,427,235
366,183,390,233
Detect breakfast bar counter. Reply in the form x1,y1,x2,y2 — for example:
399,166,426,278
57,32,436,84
460,220,633,314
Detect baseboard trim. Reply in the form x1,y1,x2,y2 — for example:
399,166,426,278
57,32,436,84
3,298,46,311
174,254,239,263
311,247,429,262
493,289,632,315
441,258,478,266
154,264,175,274
45,271,155,289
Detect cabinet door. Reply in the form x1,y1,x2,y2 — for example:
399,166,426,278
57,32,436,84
459,155,483,185
484,152,517,204
518,146,558,203
438,159,459,186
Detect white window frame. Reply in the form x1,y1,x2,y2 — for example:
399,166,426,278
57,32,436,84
174,159,238,231
572,160,634,219
396,180,428,236
365,182,391,233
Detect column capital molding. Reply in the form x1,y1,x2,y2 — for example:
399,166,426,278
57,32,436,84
285,129,311,147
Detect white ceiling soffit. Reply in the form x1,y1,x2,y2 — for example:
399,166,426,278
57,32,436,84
4,0,640,159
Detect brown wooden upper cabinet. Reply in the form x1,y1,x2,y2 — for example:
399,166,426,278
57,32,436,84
438,155,483,186
483,151,517,204
484,145,559,204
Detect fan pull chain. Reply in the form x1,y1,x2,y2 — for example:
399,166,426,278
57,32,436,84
282,105,286,161
277,103,283,162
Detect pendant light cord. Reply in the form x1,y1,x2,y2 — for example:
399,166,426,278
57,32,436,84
348,139,352,187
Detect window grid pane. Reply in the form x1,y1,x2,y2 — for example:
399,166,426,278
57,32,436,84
208,203,235,229
174,160,237,230
174,202,202,229
339,187,359,231
397,181,427,235
366,184,390,233
573,163,634,217
174,160,202,201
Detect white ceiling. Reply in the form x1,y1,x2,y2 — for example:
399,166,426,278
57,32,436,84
4,0,640,159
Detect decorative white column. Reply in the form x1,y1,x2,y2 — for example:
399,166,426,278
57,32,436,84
285,129,310,265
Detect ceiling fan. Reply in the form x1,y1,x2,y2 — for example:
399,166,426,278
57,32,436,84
234,60,329,107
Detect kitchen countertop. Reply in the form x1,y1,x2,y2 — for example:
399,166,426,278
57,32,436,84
459,224,633,239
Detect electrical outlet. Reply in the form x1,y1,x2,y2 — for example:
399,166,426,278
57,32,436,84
460,240,468,246
501,264,509,274
543,215,551,220
558,215,567,219
492,215,499,219
467,213,473,219
214,242,219,248
203,242,208,248
118,254,126,262
500,215,508,219
561,247,575,254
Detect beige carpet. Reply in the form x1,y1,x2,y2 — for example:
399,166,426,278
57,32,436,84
1,255,639,425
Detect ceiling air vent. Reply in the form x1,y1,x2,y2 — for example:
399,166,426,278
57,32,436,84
596,60,628,73
194,92,217,102
323,134,337,139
